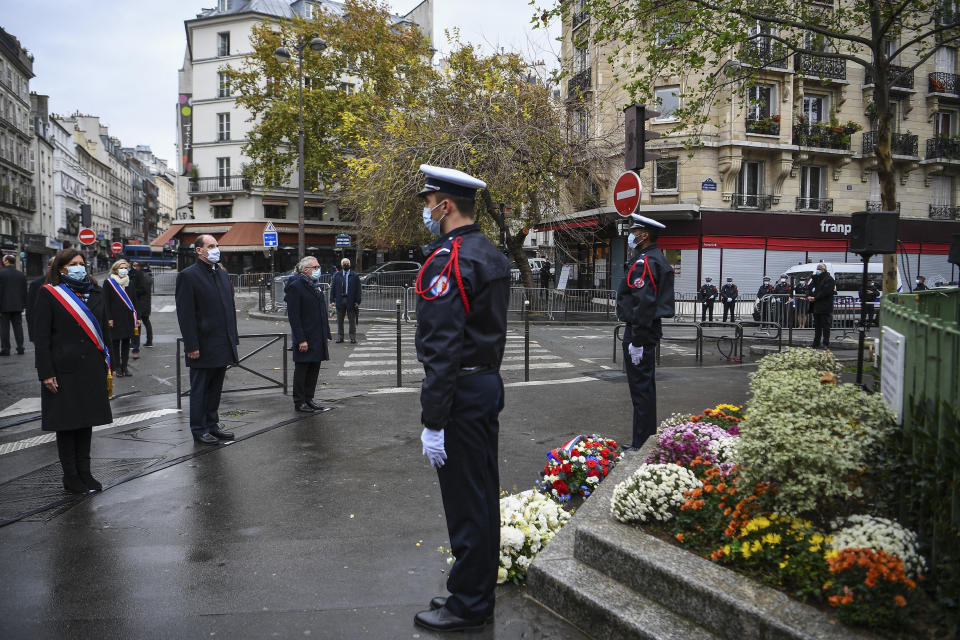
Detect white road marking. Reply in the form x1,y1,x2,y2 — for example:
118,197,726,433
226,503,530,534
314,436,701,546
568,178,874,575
155,305,177,313
337,362,574,377
367,375,603,394
0,408,181,456
0,397,41,418
343,355,561,367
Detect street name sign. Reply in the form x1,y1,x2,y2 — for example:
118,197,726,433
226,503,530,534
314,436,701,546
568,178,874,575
613,171,642,216
263,221,278,248
78,228,96,245
335,233,351,248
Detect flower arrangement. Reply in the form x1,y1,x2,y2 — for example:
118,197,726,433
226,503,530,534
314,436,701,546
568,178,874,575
706,436,740,465
497,490,571,584
646,421,734,465
536,434,623,502
690,406,743,434
753,346,839,377
822,548,919,626
657,412,694,434
611,464,701,524
829,515,926,577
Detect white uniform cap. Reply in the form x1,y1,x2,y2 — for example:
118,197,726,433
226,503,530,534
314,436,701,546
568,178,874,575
626,213,666,231
418,164,487,198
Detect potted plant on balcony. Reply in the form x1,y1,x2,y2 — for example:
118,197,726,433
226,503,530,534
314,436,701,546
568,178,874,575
844,120,863,135
931,76,947,93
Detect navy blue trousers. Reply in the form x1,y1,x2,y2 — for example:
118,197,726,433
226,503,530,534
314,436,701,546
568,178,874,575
435,370,503,620
188,366,227,436
622,337,657,449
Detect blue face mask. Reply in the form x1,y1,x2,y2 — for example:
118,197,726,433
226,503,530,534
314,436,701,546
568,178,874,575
422,202,446,236
310,269,321,280
627,233,638,249
65,265,87,281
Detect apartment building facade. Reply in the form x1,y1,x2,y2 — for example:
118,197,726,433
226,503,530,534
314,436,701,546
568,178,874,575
164,0,433,273
0,27,35,268
557,4,960,292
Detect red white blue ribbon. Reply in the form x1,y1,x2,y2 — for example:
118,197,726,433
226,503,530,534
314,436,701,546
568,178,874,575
548,435,584,463
44,284,111,370
106,277,138,328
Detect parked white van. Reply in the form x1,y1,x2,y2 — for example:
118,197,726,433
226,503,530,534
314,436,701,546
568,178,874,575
784,262,902,298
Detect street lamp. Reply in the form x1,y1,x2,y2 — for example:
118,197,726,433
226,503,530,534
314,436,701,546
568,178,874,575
275,36,327,258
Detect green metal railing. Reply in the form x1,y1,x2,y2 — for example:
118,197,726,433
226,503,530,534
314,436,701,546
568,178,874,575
881,289,960,602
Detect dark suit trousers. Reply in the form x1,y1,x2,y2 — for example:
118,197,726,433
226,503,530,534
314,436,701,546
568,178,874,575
0,311,24,352
132,314,152,350
293,361,321,404
436,370,502,620
813,313,832,347
701,302,714,321
722,302,736,322
189,366,227,435
623,339,657,449
111,338,130,372
336,303,357,340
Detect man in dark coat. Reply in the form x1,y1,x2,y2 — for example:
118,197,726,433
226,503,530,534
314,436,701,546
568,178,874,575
720,277,738,322
26,256,54,342
699,277,717,321
617,214,675,451
915,275,928,291
860,278,881,327
806,263,835,349
329,257,361,343
175,234,239,445
0,253,27,355
285,256,332,413
130,261,154,355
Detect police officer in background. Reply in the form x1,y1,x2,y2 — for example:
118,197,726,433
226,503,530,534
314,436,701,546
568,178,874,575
915,275,928,291
617,214,675,451
756,275,774,321
412,165,510,633
720,277,738,322
860,278,881,327
699,277,717,321
806,263,835,349
773,274,791,325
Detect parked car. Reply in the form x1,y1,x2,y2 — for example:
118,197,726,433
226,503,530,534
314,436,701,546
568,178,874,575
358,261,422,287
511,257,550,283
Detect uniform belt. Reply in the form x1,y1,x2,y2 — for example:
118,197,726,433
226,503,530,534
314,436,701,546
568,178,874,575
458,364,494,377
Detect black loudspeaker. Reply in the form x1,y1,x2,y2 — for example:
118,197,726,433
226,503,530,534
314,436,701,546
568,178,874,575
949,233,960,266
849,211,899,255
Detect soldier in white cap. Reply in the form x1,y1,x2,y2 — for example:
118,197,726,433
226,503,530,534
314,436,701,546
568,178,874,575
412,164,510,633
616,214,675,450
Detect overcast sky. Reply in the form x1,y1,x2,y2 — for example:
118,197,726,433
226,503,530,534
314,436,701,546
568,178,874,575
2,0,560,168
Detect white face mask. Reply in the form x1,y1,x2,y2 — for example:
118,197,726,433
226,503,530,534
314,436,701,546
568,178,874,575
627,233,638,249
422,202,446,236
206,248,221,263
117,268,129,277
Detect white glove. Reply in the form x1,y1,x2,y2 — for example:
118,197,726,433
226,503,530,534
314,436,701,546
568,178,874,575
628,344,644,365
727,298,732,303
420,427,447,468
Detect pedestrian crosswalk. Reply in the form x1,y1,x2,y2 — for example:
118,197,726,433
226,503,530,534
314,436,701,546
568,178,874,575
337,323,575,382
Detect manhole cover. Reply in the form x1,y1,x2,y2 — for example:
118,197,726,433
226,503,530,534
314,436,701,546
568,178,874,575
582,370,627,382
0,456,162,523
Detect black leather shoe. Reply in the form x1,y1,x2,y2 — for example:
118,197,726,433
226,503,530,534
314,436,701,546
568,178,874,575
0,351,9,356
350,338,357,344
210,429,235,440
428,599,495,623
414,607,490,632
16,348,25,355
193,433,220,445
79,473,103,491
335,338,344,343
63,474,92,494
295,403,316,413
305,400,332,412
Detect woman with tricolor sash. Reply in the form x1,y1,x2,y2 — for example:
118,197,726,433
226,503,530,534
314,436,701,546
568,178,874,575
33,249,113,494
104,258,140,378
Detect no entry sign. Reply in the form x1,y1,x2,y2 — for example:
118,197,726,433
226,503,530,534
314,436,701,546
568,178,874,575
111,242,123,254
614,171,642,216
78,228,96,245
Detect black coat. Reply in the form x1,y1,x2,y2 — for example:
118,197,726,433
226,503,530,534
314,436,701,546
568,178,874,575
33,283,113,431
616,243,676,347
130,268,152,316
25,275,45,342
809,272,835,314
104,276,139,340
285,275,332,363
175,262,239,368
0,265,27,312
699,284,717,302
330,270,362,307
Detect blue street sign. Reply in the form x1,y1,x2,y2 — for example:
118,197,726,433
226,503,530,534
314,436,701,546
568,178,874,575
701,178,717,191
263,232,278,247
335,233,350,248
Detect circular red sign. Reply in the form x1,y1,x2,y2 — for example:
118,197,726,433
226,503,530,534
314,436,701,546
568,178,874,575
78,228,97,245
613,171,642,217
111,242,123,254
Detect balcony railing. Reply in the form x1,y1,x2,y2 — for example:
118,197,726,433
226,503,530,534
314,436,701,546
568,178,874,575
927,137,960,161
793,53,846,80
792,123,854,150
567,68,592,96
739,40,789,68
188,175,250,193
929,72,960,96
796,196,834,212
746,115,781,135
572,8,589,28
929,204,960,219
0,189,36,211
732,193,773,210
866,200,901,212
862,131,919,156
864,64,915,90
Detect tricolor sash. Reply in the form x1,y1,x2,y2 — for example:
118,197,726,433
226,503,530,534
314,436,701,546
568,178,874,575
547,435,584,464
106,277,139,335
43,284,111,371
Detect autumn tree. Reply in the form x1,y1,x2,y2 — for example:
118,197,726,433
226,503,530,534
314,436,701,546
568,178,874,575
538,0,960,292
342,39,619,287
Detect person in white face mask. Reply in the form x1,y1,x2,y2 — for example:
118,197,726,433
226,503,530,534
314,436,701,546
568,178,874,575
104,259,139,377
174,234,239,445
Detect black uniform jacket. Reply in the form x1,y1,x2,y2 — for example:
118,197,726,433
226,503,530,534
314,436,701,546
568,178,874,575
0,265,27,312
720,283,738,301
699,284,717,302
285,274,332,363
415,223,510,429
33,283,113,431
616,243,675,348
773,282,791,295
175,261,239,368
131,268,152,317
104,276,139,340
809,272,836,314
860,284,880,302
756,284,774,300
26,275,45,341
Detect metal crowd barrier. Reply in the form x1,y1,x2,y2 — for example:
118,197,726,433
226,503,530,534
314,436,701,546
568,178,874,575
175,333,288,408
679,293,758,323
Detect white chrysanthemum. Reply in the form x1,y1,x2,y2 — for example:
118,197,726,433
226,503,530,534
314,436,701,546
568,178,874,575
707,436,740,464
610,464,701,524
829,514,927,576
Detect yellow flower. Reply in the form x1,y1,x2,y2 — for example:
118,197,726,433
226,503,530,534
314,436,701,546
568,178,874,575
809,545,822,553
723,545,731,556
762,533,782,546
824,549,840,561
810,533,824,545
779,560,789,569
742,545,752,559
751,540,763,552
